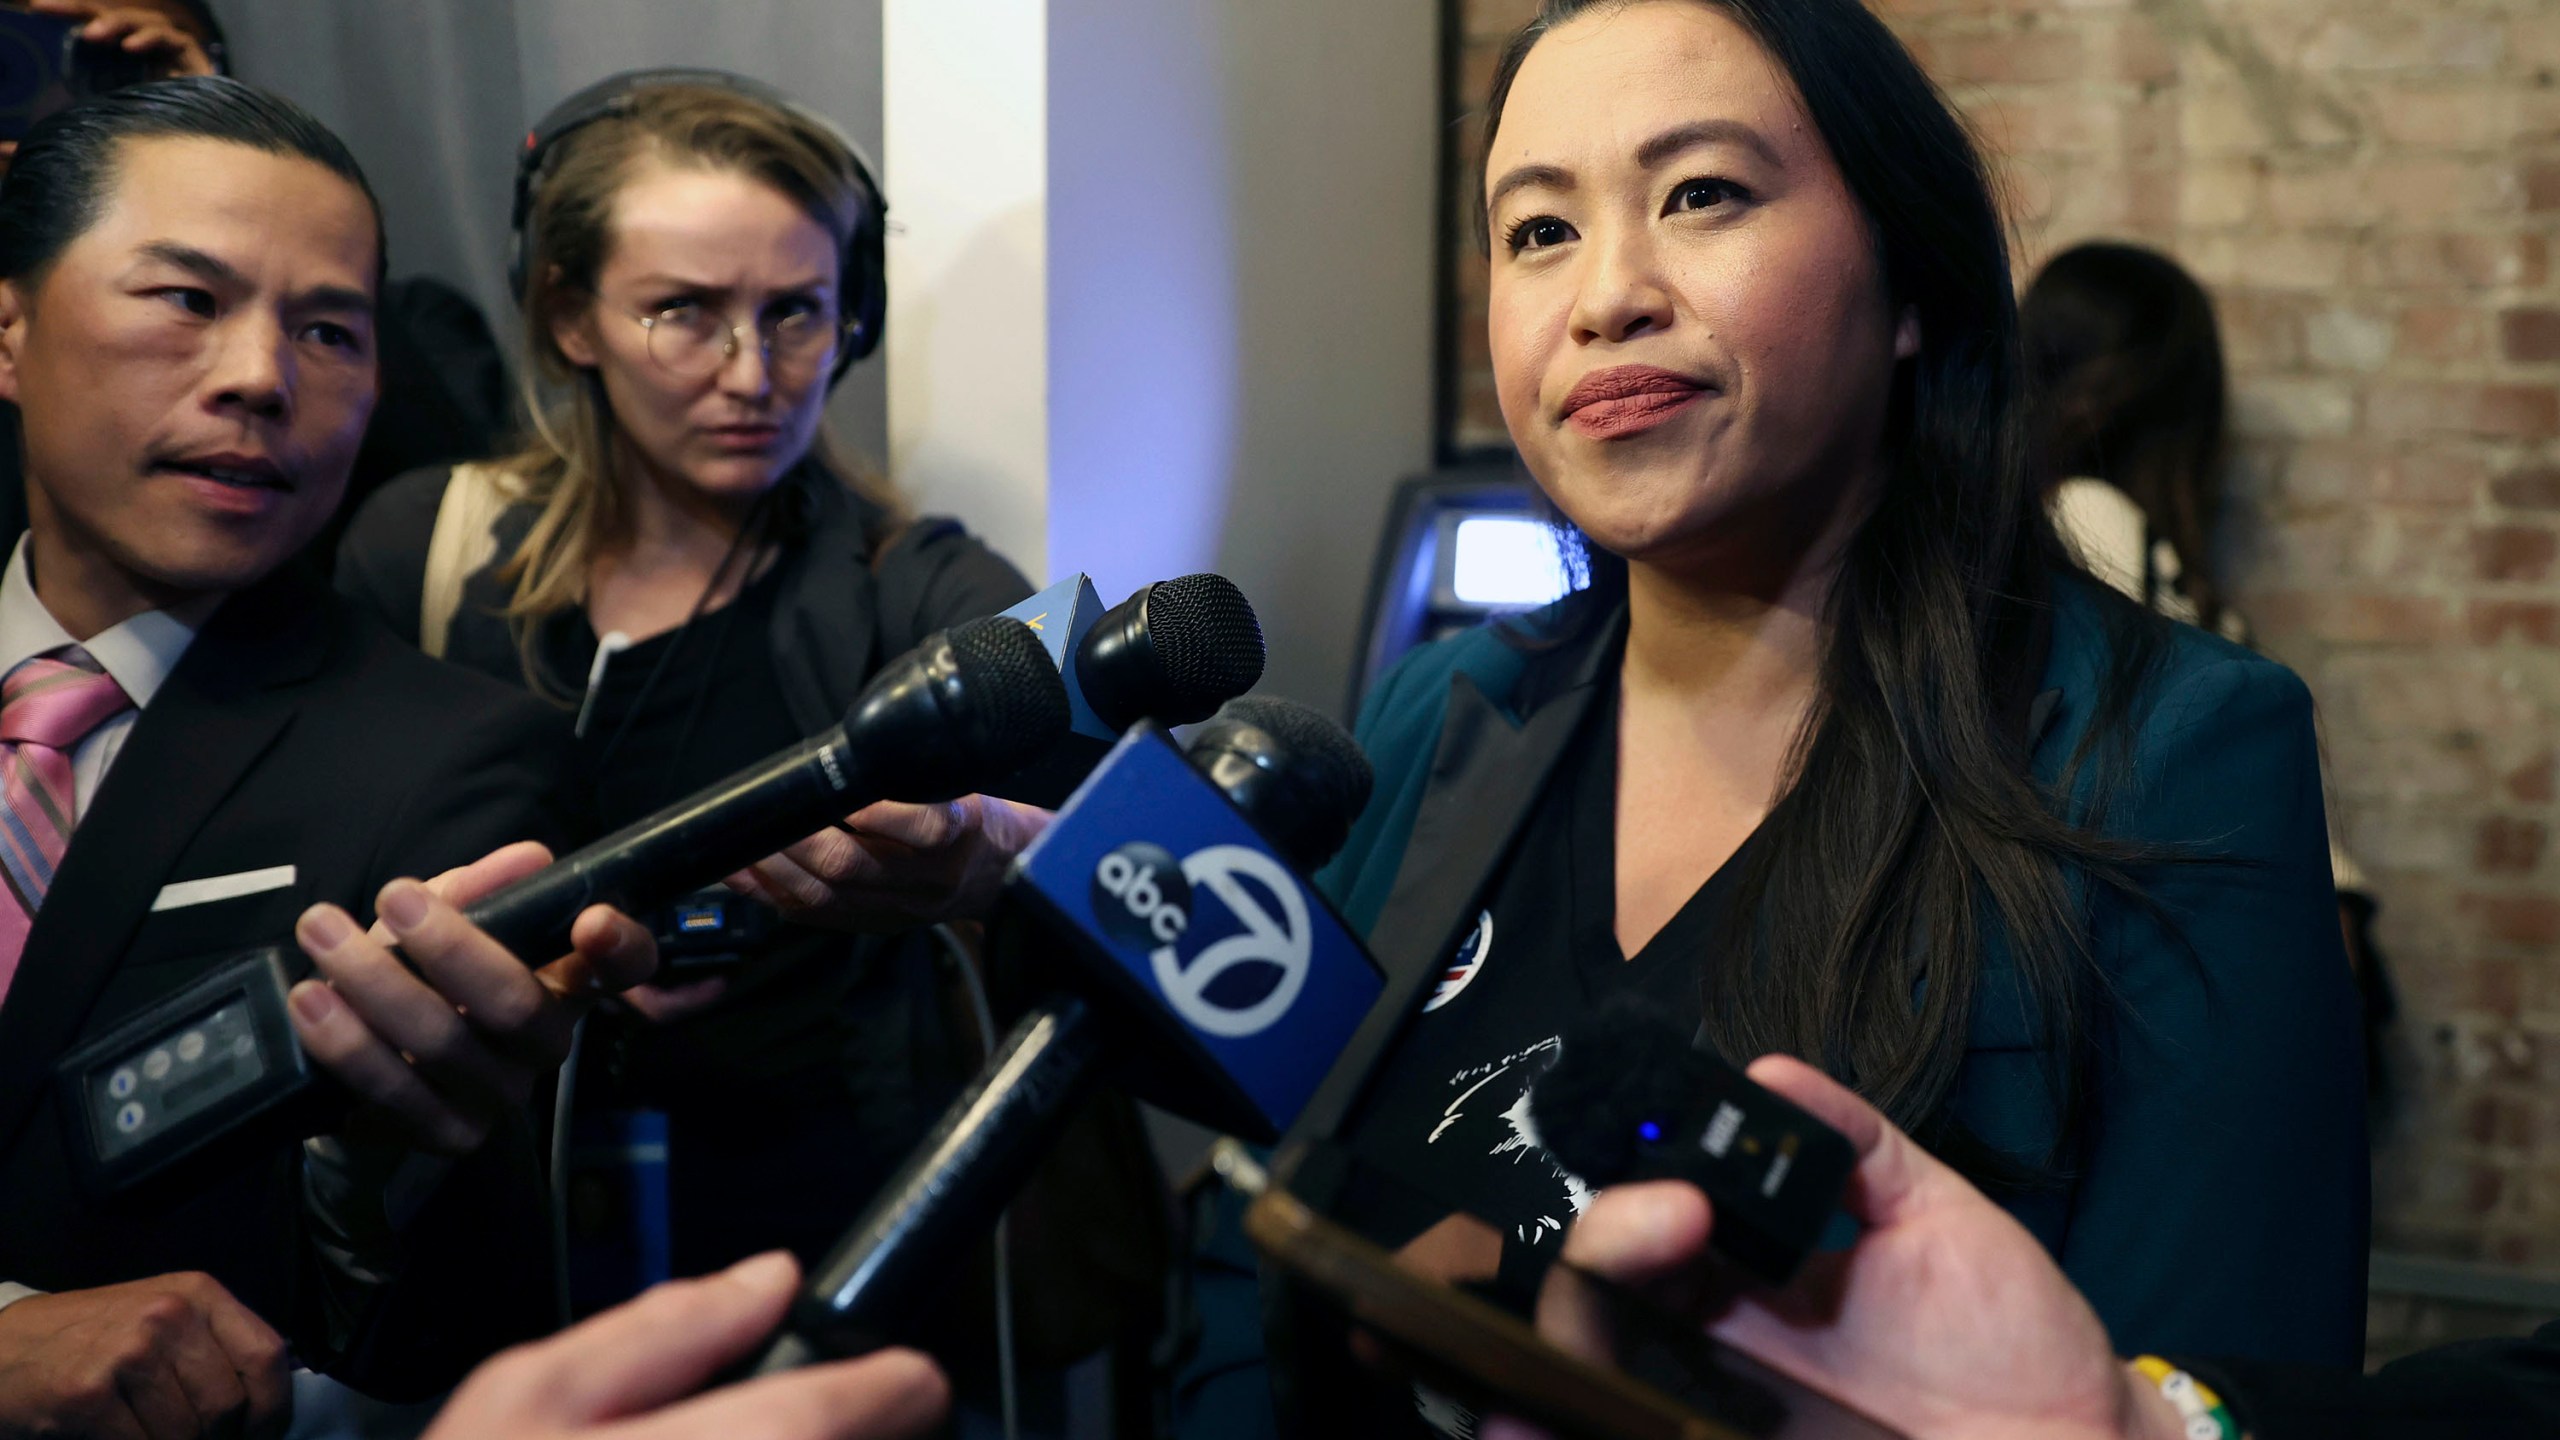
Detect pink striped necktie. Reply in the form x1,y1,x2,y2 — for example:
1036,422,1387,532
0,649,133,1006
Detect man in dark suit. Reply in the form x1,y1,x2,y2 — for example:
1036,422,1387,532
0,78,657,1436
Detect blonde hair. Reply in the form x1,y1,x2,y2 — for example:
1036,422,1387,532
495,83,902,667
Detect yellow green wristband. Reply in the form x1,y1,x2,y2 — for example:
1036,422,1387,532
2130,1355,2241,1440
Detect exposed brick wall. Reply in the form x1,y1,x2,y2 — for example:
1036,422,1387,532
1443,0,2560,1310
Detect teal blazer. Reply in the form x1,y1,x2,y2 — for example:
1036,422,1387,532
1307,572,2370,1369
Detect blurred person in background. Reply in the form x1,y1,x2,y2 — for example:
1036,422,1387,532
2024,240,2397,1103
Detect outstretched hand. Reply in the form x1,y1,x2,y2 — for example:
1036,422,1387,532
727,794,1053,933
422,1252,947,1440
290,841,658,1154
30,0,220,77
1487,1056,2189,1440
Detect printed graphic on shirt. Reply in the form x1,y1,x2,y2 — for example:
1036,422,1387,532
1414,1381,1478,1439
1422,909,1495,1013
1425,1036,1594,1246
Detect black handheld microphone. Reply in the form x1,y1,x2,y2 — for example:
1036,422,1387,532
988,572,1267,805
1528,995,1857,1287
55,617,1071,1196
464,616,1069,955
755,697,1380,1371
1075,574,1267,731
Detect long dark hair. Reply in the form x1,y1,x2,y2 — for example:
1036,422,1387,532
2024,242,2230,632
1483,0,2172,1179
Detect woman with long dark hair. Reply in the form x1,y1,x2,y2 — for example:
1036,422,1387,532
2026,241,2237,638
1260,1,2367,1433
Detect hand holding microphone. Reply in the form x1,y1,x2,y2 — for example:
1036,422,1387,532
1487,1058,2186,1440
723,792,1057,935
421,1253,946,1440
288,840,656,1155
756,695,1379,1370
59,615,1072,1193
724,573,1268,936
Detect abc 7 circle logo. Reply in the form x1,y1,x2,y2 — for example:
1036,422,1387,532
1091,842,1310,1039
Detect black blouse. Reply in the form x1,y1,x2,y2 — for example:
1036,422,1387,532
1332,685,1755,1438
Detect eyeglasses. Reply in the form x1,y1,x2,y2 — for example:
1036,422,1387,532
622,300,848,382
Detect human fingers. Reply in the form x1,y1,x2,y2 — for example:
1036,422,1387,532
842,795,1053,863
99,1289,220,1440
369,841,553,943
836,798,975,852
70,9,192,62
288,973,484,1154
620,976,730,1024
538,902,659,1007
376,878,574,1070
147,1297,251,1440
617,1349,950,1440
305,892,528,1107
183,1274,291,1433
504,1252,804,1421
740,845,862,911
1537,1182,1712,1362
112,1354,197,1440
778,827,950,898
1554,1181,1713,1286
1741,1055,1937,1229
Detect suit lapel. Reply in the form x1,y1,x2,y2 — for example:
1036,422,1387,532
0,575,328,1146
1290,658,1600,1144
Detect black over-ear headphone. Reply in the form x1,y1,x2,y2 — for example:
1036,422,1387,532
508,67,887,384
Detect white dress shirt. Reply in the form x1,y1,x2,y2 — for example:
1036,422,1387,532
0,535,214,819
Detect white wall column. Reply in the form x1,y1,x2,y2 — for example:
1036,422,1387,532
886,0,1437,707
883,0,1049,581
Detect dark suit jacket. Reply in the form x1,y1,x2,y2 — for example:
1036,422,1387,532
0,567,576,1397
1299,571,2368,1369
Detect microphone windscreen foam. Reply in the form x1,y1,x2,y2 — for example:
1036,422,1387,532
1530,993,1715,1188
1145,575,1266,717
1208,696,1375,831
948,615,1074,773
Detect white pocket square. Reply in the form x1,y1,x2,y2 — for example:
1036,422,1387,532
151,865,298,913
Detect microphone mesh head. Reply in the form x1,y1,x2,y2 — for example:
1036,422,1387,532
1211,695,1375,832
1145,575,1266,714
1530,993,1710,1187
947,616,1072,771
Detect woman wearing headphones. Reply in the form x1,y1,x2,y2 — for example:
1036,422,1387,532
333,77,1057,1315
